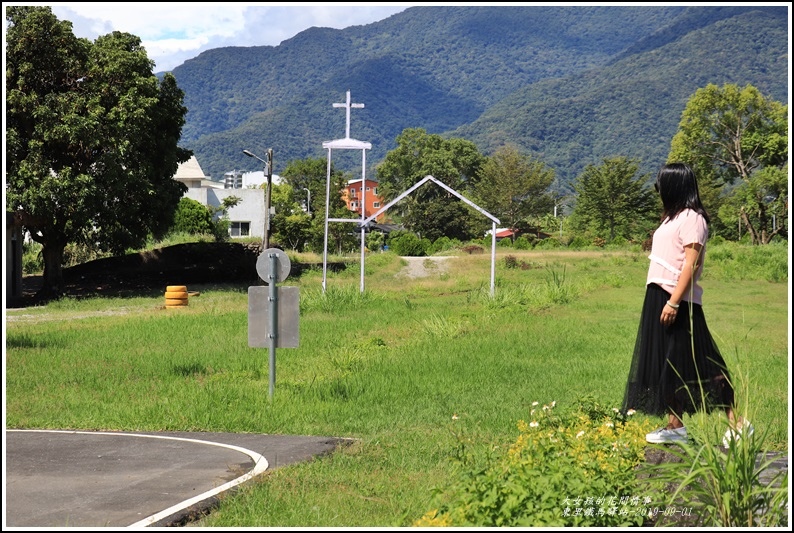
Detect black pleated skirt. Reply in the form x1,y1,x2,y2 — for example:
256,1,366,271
622,283,735,417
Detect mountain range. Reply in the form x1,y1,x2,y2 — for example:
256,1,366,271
166,5,789,193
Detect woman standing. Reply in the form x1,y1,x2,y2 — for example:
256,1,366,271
622,162,751,445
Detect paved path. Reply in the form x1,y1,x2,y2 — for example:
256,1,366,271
4,429,351,528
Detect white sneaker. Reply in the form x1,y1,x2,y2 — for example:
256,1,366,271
646,426,688,444
723,421,754,448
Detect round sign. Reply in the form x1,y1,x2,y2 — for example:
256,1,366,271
256,248,291,283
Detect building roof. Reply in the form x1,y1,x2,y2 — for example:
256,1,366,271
174,155,210,181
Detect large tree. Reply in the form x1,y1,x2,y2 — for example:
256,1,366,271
6,6,190,298
472,144,555,235
667,83,788,243
376,128,486,240
570,156,658,242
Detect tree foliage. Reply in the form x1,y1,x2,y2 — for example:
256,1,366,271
473,144,556,234
570,157,658,242
376,128,486,240
171,198,213,235
280,157,358,253
5,6,190,298
667,83,788,244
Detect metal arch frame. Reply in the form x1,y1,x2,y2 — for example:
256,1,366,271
324,173,501,296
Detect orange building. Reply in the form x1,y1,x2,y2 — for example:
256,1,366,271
343,178,386,222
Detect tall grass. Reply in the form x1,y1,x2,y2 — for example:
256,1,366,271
5,246,788,526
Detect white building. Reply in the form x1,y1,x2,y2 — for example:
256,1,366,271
175,156,266,239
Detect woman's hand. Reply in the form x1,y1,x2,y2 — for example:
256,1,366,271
660,302,678,326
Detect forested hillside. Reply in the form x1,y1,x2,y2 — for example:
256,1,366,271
168,5,788,189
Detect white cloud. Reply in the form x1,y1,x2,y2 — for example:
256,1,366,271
41,2,412,71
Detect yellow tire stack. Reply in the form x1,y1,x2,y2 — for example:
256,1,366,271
164,285,189,308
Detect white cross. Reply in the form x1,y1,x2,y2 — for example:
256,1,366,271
333,90,364,139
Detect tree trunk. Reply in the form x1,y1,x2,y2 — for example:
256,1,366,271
39,242,66,299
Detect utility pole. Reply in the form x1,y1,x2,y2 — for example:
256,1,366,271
243,148,274,250
265,149,273,250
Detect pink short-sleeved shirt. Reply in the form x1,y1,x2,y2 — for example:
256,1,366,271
646,209,708,305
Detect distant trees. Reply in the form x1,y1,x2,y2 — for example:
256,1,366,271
667,83,788,244
280,157,357,253
472,144,556,237
6,6,190,298
569,157,658,242
376,128,486,241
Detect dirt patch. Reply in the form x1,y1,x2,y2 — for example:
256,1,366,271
396,256,454,279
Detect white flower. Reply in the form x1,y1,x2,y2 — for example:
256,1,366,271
529,421,539,428
452,414,459,420
627,409,636,416
612,407,620,413
542,404,549,411
530,409,535,415
605,422,614,428
532,401,539,407
576,430,585,439
551,401,556,407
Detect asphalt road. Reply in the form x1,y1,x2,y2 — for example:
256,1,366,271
4,429,351,528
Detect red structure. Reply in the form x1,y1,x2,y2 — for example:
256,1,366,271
342,178,386,221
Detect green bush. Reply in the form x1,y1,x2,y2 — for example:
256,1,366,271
568,236,589,249
427,236,460,254
22,241,43,275
171,197,213,235
415,400,656,527
535,237,563,249
388,232,428,256
512,235,533,250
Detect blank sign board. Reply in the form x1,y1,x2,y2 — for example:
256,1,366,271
248,286,300,348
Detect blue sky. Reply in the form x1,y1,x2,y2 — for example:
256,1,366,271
36,2,414,72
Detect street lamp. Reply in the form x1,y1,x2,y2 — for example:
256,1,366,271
303,187,311,216
243,149,273,249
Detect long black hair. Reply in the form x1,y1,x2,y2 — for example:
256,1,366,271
655,163,710,224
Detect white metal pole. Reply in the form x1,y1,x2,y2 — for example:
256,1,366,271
490,222,497,296
322,148,332,293
360,150,367,293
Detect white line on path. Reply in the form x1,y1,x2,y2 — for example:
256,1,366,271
7,429,269,528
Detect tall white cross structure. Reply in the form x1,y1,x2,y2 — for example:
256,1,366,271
333,90,364,139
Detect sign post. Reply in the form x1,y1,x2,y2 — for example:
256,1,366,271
248,248,299,400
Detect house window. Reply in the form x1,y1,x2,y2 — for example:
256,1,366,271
230,221,250,237
366,186,371,191
351,201,358,209
373,187,378,195
373,202,380,208
351,189,357,197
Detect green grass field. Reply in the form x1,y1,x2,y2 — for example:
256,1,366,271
5,243,789,527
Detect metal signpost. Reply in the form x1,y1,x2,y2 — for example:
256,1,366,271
248,248,299,400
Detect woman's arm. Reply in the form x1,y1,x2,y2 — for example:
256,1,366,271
660,243,703,326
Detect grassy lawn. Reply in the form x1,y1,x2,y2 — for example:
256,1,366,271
5,245,788,527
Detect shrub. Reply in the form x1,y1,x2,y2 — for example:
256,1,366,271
388,232,427,256
171,197,213,235
568,236,589,249
512,236,533,250
415,399,656,527
427,236,460,254
22,241,43,275
535,237,562,249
